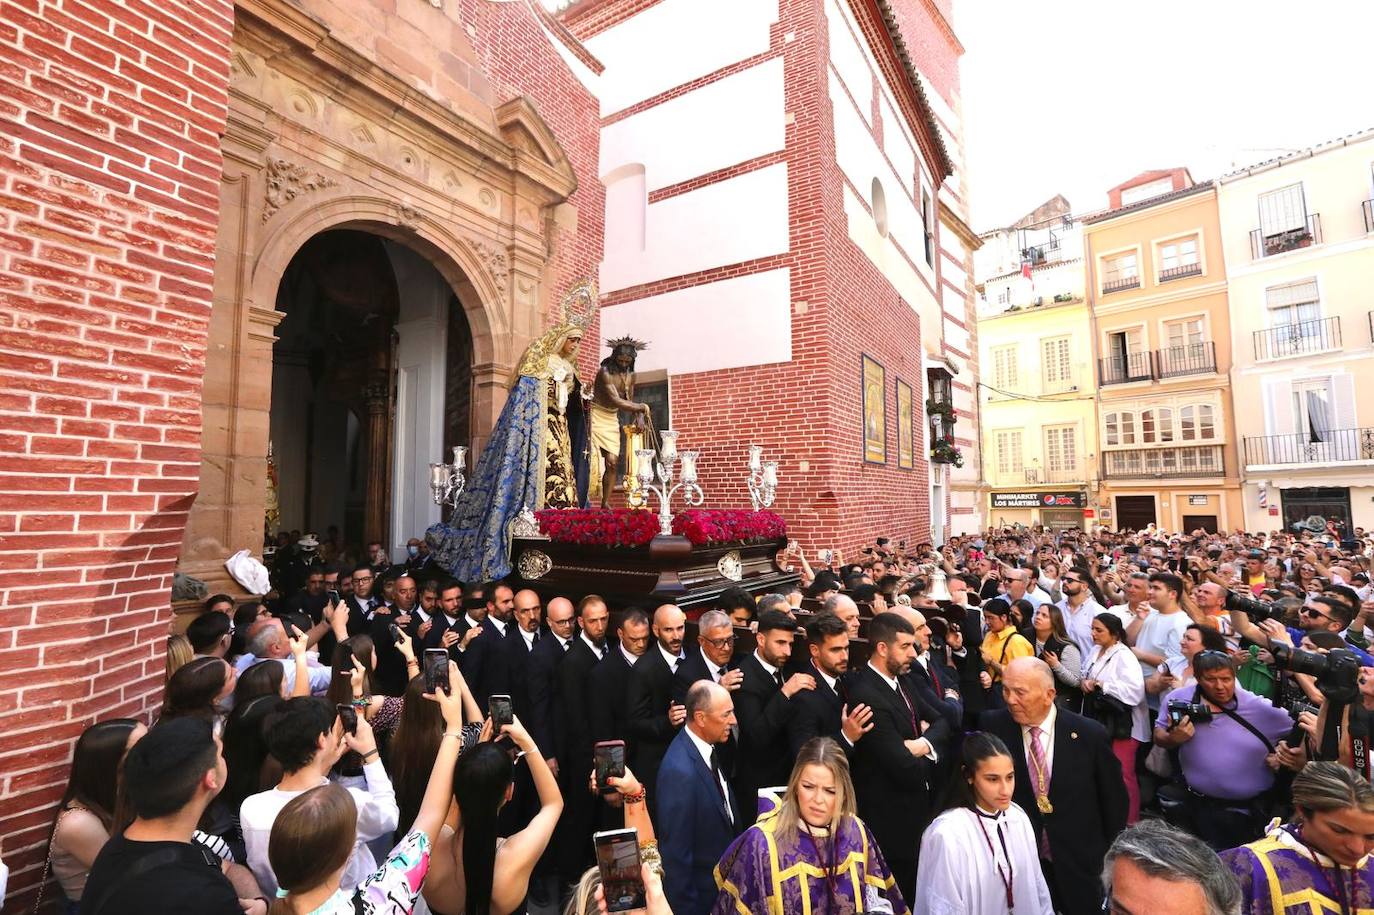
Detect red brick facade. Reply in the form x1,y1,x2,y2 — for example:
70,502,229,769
616,0,939,553
0,0,234,906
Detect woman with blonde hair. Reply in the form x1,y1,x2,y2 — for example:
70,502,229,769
712,737,908,913
165,634,193,685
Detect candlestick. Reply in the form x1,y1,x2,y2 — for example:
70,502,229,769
762,461,778,487
748,445,762,472
659,429,679,463
679,451,698,484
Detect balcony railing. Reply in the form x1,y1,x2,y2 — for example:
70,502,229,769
1102,445,1225,479
1159,262,1202,282
1244,427,1374,466
1022,238,1060,264
1252,317,1341,361
1099,351,1153,385
1155,341,1217,378
1250,213,1321,259
1363,199,1373,234
1102,275,1141,294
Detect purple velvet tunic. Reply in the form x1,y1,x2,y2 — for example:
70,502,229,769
712,812,908,915
1220,821,1374,914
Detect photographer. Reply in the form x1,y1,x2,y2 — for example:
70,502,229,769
1229,592,1374,666
1152,651,1300,849
1300,663,1374,779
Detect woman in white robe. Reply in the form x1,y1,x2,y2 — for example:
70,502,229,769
915,732,1054,915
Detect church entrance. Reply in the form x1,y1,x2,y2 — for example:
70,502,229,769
268,230,471,561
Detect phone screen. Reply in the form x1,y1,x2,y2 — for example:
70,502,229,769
593,828,645,913
336,703,358,735
489,694,513,729
327,589,340,605
423,649,449,694
594,741,626,793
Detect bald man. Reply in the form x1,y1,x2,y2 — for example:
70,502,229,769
980,657,1127,914
628,603,687,813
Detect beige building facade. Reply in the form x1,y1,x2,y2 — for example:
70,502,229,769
1218,129,1374,534
1083,172,1244,534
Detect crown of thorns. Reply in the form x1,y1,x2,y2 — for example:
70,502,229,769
605,336,649,352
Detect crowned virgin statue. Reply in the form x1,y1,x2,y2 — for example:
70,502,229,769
426,281,596,581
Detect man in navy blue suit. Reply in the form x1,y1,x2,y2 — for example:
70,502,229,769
656,680,741,915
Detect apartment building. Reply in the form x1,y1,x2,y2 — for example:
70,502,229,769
1082,171,1242,533
1217,129,1374,533
976,198,1096,530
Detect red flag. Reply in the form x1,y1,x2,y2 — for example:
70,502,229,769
1021,260,1032,280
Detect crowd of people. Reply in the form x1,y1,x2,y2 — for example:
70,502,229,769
27,522,1374,914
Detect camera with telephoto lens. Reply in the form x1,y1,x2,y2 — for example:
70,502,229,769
1167,700,1214,727
1280,697,1320,720
1271,644,1361,705
1225,590,1280,623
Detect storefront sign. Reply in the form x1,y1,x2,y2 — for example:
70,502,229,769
1188,495,1209,506
991,491,1087,509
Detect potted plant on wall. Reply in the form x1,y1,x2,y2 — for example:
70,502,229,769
930,437,964,467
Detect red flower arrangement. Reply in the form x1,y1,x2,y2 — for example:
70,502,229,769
672,509,786,544
534,508,786,547
534,508,659,547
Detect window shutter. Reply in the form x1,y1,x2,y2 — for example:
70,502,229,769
1263,378,1295,436
1330,374,1358,432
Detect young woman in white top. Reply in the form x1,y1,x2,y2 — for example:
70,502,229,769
1080,612,1148,824
916,732,1054,915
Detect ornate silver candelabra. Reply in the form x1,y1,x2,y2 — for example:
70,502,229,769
745,445,779,511
634,430,704,536
429,446,468,511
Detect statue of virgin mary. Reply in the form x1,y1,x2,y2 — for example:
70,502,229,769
426,282,595,581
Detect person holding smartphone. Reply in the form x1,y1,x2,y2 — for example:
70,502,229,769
421,716,563,915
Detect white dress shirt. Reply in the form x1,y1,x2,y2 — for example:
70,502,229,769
619,642,639,666
1020,703,1057,778
658,643,684,672
520,627,537,650
581,632,604,660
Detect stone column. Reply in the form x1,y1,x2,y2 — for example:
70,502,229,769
362,361,391,548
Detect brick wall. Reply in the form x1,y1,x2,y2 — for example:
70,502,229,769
663,0,931,555
0,0,234,907
458,0,606,377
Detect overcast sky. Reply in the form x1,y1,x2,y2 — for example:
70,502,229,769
956,0,1374,230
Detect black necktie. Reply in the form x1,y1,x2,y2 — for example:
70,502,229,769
927,658,941,693
897,681,921,735
561,639,570,653
773,669,783,689
718,666,727,680
532,630,540,644
710,748,732,820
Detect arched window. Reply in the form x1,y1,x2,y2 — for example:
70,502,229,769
1141,409,1155,443
1158,407,1174,442
1180,406,1196,441
1198,404,1215,440
1105,413,1118,446
1120,411,1136,445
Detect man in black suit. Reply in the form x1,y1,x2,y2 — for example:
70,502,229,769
733,609,812,811
785,613,873,756
421,578,463,651
342,560,380,635
671,609,743,703
589,608,651,746
848,612,941,903
627,603,686,815
368,573,419,696
457,581,514,708
899,607,961,732
547,595,609,891
980,656,1128,915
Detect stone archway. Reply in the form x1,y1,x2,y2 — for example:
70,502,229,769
175,0,580,606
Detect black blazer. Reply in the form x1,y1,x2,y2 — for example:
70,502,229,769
785,664,853,758
670,648,728,704
588,646,634,747
457,617,510,709
527,634,570,760
979,707,1128,915
556,637,603,771
907,656,961,732
733,654,797,806
626,648,680,798
847,665,934,870
656,728,741,915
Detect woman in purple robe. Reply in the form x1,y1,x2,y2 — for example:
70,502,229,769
1221,761,1374,914
712,737,908,915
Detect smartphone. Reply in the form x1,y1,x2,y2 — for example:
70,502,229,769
593,740,626,793
327,589,340,605
336,703,358,736
423,648,449,694
489,693,513,729
389,623,403,643
593,828,646,913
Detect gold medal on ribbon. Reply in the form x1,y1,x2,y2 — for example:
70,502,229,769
1037,795,1053,814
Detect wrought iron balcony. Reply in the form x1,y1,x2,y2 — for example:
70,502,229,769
1101,275,1141,295
1363,199,1373,234
1158,263,1202,282
1244,428,1374,467
1099,351,1152,385
1250,213,1321,259
1102,445,1225,479
1252,317,1341,361
1155,341,1216,378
